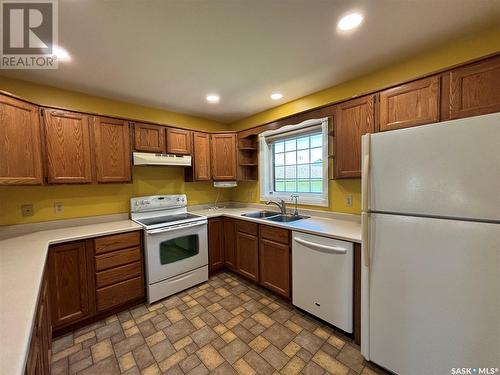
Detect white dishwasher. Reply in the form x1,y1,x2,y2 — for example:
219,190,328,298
292,231,353,333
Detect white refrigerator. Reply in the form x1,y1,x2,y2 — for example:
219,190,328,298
360,112,500,375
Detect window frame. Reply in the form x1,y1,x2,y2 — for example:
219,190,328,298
259,117,329,207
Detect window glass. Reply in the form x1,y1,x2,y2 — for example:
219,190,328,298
159,235,199,264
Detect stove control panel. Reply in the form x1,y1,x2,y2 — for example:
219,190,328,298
130,194,187,212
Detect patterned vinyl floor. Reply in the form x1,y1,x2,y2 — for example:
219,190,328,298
50,272,387,375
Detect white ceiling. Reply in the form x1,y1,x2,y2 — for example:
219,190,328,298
2,0,500,123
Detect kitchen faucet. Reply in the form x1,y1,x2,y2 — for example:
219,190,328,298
265,199,287,215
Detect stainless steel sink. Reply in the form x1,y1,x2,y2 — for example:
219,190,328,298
241,211,280,219
265,214,309,222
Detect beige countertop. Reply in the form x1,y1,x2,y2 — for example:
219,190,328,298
0,219,142,375
190,206,362,243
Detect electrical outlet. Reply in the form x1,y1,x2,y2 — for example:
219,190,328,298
21,204,34,217
345,195,353,207
54,201,64,214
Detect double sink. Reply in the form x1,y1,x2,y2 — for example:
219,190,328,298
241,211,309,222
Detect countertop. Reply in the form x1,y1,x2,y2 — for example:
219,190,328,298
0,220,142,375
189,206,362,243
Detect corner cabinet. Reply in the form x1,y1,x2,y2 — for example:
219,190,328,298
333,95,376,179
92,117,132,183
379,76,440,131
0,95,44,185
211,133,237,180
43,109,93,184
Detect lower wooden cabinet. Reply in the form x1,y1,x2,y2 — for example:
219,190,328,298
208,217,225,273
48,231,144,334
223,218,236,270
259,226,290,298
48,241,91,329
25,270,51,375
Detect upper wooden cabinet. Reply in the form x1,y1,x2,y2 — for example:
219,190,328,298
334,95,375,179
134,123,166,153
167,128,192,155
448,56,500,119
192,132,211,181
379,76,440,131
43,109,93,184
48,241,91,329
0,95,43,185
92,117,132,183
211,133,237,181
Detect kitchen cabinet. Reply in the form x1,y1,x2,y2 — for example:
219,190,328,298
43,109,93,184
208,217,225,273
93,231,144,312
334,95,375,178
192,132,212,181
259,225,290,298
235,221,259,282
223,218,236,270
448,55,500,119
0,95,43,185
379,76,440,131
211,133,237,181
92,116,132,183
167,128,192,155
134,122,166,153
48,241,91,329
25,270,51,375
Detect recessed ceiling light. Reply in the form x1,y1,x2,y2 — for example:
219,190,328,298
270,93,283,100
337,12,363,31
52,45,71,62
206,94,220,103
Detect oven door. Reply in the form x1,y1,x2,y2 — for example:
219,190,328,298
144,220,208,284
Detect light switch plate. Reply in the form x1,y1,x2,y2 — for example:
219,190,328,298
54,201,64,214
21,204,34,217
345,195,353,207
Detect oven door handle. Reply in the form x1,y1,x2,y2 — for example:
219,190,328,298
146,220,207,234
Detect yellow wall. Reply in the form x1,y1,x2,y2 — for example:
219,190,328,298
0,76,228,132
0,167,231,225
230,24,500,214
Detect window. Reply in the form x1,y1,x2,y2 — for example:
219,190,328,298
259,118,329,206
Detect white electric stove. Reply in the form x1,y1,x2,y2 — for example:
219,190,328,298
131,194,208,304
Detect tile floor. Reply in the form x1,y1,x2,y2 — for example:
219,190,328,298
50,272,387,375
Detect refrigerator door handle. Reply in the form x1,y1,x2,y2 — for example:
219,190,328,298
362,212,370,267
361,134,370,212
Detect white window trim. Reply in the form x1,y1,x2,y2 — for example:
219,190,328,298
259,117,329,207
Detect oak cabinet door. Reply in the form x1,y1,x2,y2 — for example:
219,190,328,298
134,123,166,153
211,133,237,181
208,218,225,273
334,95,375,179
223,218,236,270
259,238,290,298
236,231,259,282
93,117,131,183
48,241,90,329
43,109,93,184
0,95,43,185
193,132,211,181
167,128,192,155
379,76,440,131
449,55,500,119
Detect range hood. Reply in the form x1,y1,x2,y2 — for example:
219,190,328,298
133,152,192,167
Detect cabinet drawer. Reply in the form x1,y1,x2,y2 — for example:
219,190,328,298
260,225,289,245
95,247,141,271
94,231,141,255
236,220,258,235
96,276,144,312
96,261,142,288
